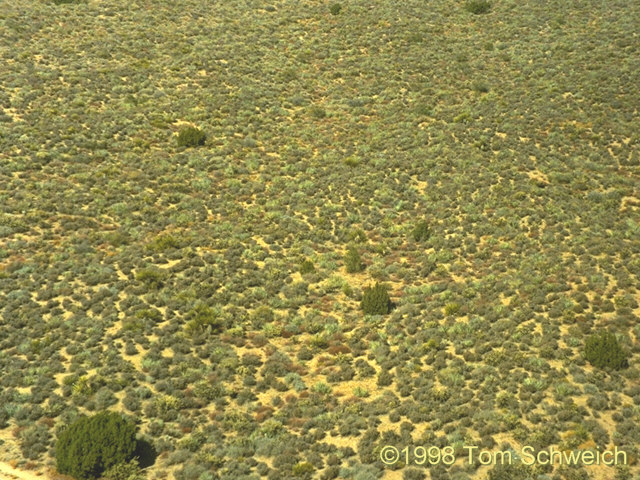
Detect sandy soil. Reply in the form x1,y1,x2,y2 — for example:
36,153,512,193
0,461,49,480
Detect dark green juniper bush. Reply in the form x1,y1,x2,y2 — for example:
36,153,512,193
56,411,137,480
411,219,431,242
361,283,392,315
176,126,206,147
584,329,629,371
464,0,491,14
344,245,364,273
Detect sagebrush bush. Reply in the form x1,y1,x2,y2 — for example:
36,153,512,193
185,304,223,335
361,283,391,315
411,220,430,242
56,411,137,479
585,330,628,370
329,3,342,15
176,126,206,147
464,0,491,14
102,458,144,480
299,259,315,274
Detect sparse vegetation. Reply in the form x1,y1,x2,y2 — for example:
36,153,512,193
2,0,639,479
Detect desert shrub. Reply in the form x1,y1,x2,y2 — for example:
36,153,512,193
411,220,431,242
176,126,206,147
292,461,315,476
486,460,533,480
251,305,275,327
122,393,141,413
102,458,144,480
585,330,629,370
403,468,426,480
361,283,391,315
184,304,223,335
19,424,51,460
344,246,364,273
299,259,315,274
464,0,491,14
329,3,342,15
146,234,182,253
309,105,327,118
134,268,164,289
444,302,461,316
56,411,137,479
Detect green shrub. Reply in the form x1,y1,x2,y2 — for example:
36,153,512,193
584,330,629,370
134,268,164,289
146,233,182,253
487,460,533,480
343,156,360,167
464,0,491,14
329,3,342,15
411,220,431,242
176,126,206,147
102,458,144,480
344,246,364,273
135,308,163,322
361,283,391,315
56,411,137,479
299,259,315,274
309,105,327,119
185,304,223,335
444,302,461,316
292,461,315,476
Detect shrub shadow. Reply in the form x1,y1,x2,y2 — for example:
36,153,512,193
135,438,157,468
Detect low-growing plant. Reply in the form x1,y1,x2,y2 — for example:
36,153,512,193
344,246,364,273
185,304,223,335
411,220,431,242
176,126,206,147
134,268,165,289
299,259,315,274
464,0,491,14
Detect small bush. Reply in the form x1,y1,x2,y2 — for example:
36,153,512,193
361,283,391,315
292,461,315,476
102,458,144,480
309,105,327,119
411,220,430,242
184,304,223,335
176,126,206,147
329,3,342,15
299,259,315,274
585,330,629,370
146,234,182,253
464,0,491,14
134,268,164,289
343,156,360,167
344,246,364,273
56,411,137,479
444,302,461,316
